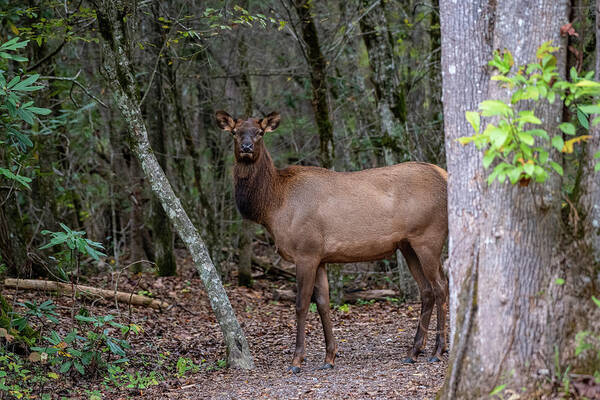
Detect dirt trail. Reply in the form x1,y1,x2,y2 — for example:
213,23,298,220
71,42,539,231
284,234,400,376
4,273,446,399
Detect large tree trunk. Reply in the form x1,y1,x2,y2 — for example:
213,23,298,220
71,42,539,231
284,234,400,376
440,1,599,398
293,0,335,168
92,0,253,369
582,0,600,263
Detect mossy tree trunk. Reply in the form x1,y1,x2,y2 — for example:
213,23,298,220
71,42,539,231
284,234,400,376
92,0,253,369
293,0,335,169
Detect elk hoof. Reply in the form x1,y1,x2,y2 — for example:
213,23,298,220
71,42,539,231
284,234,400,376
288,366,301,374
402,357,416,364
428,356,441,363
317,363,334,370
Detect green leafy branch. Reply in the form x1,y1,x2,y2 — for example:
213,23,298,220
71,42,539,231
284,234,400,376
459,41,600,185
0,36,51,190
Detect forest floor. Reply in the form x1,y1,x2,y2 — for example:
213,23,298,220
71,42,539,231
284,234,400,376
2,255,447,400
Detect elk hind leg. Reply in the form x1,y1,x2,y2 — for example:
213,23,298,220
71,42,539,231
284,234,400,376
313,263,337,369
412,242,447,362
399,242,435,364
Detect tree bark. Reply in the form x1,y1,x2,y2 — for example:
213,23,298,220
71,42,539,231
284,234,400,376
92,0,253,369
237,32,254,288
582,0,600,263
359,0,407,165
439,1,599,398
146,8,177,277
293,0,335,168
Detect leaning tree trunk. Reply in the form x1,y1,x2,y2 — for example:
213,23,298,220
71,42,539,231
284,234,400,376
293,0,335,169
440,1,599,398
92,0,253,369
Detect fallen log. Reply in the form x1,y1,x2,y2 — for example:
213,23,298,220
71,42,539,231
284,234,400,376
251,256,295,280
272,288,399,303
3,278,169,310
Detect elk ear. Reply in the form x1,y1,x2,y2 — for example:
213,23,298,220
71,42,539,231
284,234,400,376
215,110,236,132
259,112,281,133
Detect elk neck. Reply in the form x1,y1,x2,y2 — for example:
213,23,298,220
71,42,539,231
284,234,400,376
233,146,281,225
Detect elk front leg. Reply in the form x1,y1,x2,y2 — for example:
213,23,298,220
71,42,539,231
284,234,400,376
289,258,318,373
313,263,337,369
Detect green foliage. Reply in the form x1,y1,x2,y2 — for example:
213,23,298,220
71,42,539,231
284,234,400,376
40,223,106,280
30,314,137,376
11,299,59,333
459,42,600,185
0,348,52,399
0,36,50,190
176,356,201,377
104,365,159,390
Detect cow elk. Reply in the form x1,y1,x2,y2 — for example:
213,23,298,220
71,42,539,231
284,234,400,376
215,110,449,373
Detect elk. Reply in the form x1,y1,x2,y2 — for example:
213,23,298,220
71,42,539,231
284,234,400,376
215,110,448,373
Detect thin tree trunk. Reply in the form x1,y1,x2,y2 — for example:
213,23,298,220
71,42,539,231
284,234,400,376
359,0,406,165
92,0,253,369
237,32,254,288
147,8,177,277
440,1,600,398
293,0,335,168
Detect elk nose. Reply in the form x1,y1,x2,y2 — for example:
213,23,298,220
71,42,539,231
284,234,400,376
241,143,253,153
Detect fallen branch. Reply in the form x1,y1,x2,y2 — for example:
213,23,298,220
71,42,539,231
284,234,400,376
272,288,398,303
251,255,295,280
4,278,169,310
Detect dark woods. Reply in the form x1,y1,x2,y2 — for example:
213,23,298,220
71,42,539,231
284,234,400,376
0,0,444,285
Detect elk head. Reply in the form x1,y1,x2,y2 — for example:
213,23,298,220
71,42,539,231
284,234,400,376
215,111,281,163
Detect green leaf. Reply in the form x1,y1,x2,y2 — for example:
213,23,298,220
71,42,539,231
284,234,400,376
578,104,600,115
465,111,480,134
490,384,506,396
480,100,513,118
575,80,600,87
73,361,85,375
551,135,564,152
517,111,541,125
28,106,51,115
507,166,522,184
488,126,509,148
549,161,563,175
577,108,589,130
523,163,534,176
517,131,534,146
592,296,600,308
558,122,576,136
60,361,72,373
12,74,40,91
555,278,565,285
482,151,496,169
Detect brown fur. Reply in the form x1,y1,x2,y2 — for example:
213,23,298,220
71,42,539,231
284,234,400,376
216,111,449,370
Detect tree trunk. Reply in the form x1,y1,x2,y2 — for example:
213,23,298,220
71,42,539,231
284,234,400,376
293,0,335,168
440,1,600,398
582,0,600,263
92,0,253,369
146,9,177,277
359,0,406,165
237,32,254,288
